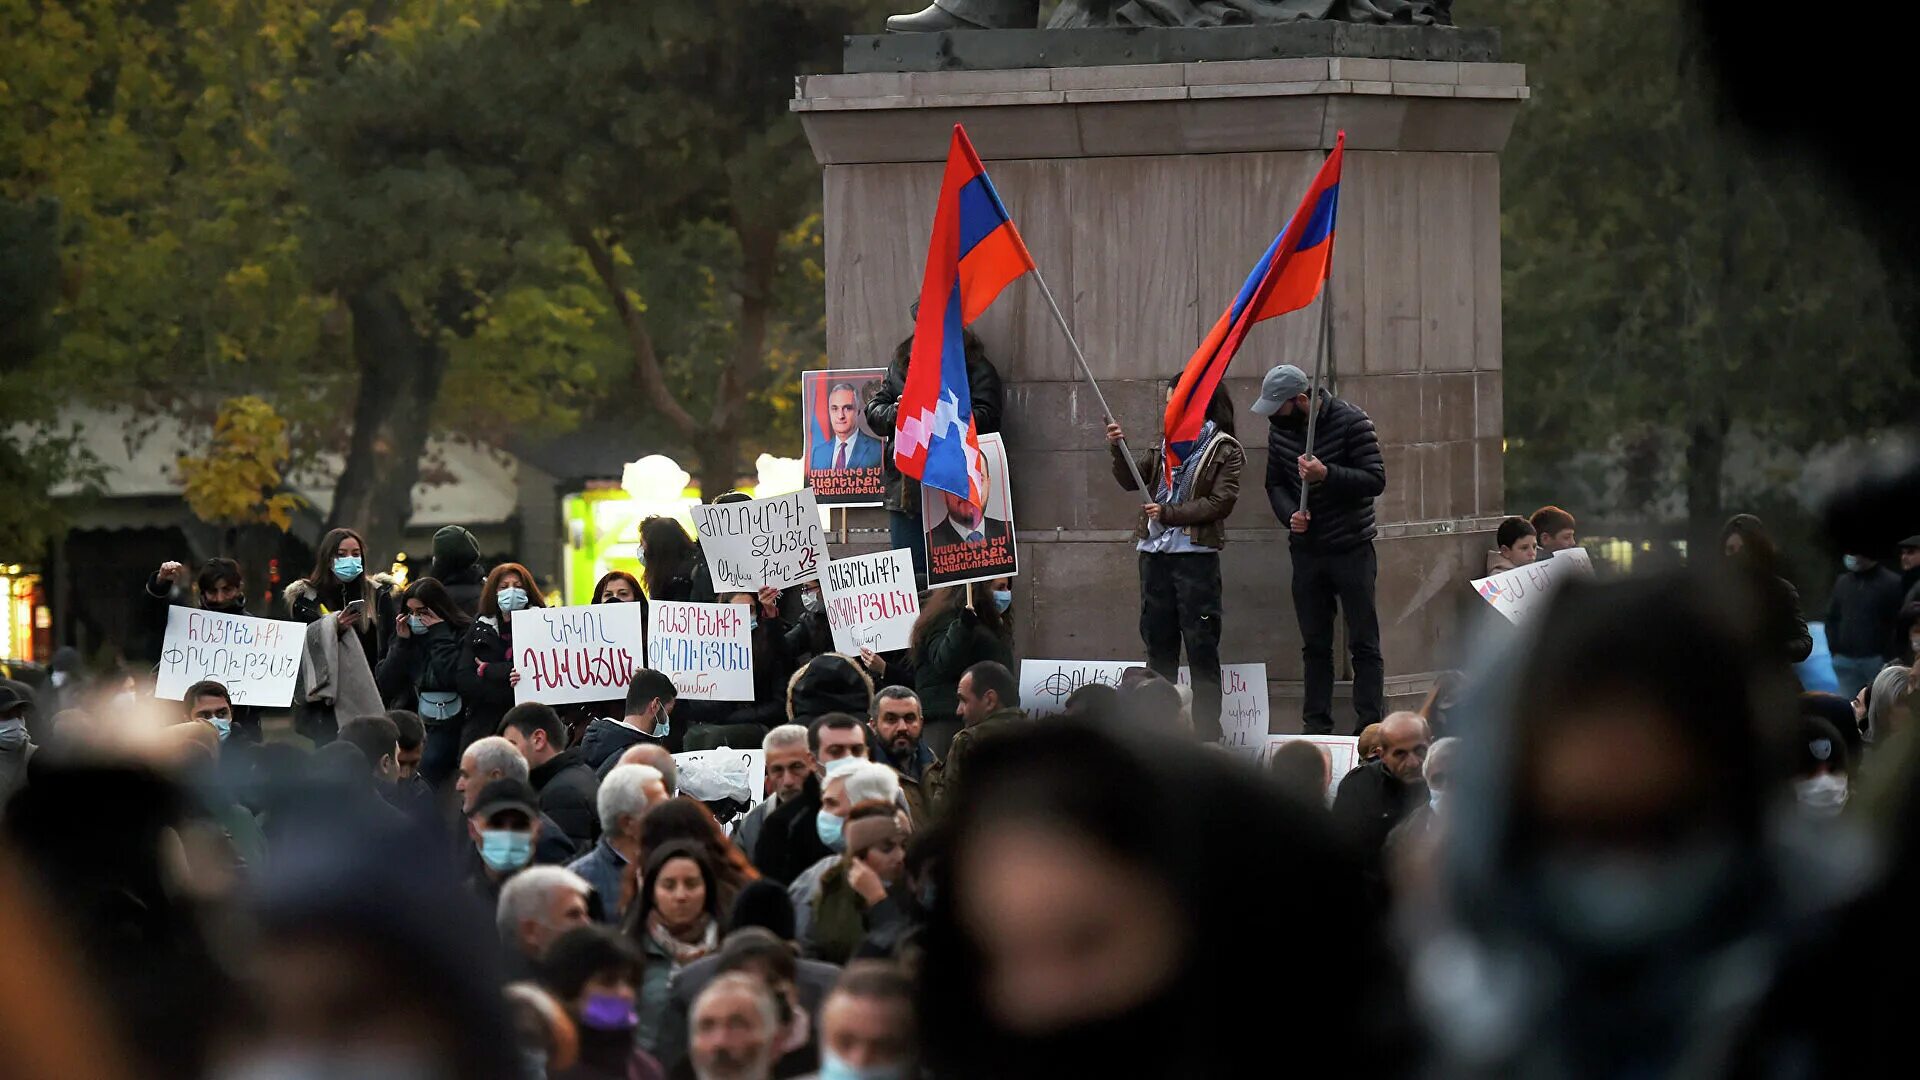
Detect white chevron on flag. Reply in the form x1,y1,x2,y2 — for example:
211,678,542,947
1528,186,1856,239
897,388,967,456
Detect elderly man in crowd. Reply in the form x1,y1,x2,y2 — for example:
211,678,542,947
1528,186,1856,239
459,735,576,866
567,763,665,923
736,724,814,858
689,972,783,1080
495,865,591,979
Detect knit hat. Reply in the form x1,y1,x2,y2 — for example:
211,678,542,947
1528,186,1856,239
1796,714,1851,776
431,525,481,567
846,812,905,856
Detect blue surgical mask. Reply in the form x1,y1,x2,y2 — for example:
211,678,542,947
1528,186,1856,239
651,708,671,739
207,715,234,742
479,829,534,872
802,590,824,614
496,587,529,612
332,555,363,582
816,810,846,852
749,613,760,631
819,1051,906,1080
0,718,29,753
408,615,430,635
992,589,1013,613
1843,555,1866,573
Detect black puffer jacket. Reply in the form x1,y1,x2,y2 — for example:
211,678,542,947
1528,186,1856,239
864,330,1004,514
1264,393,1386,555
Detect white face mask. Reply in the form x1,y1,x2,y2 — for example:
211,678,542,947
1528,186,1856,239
1795,774,1849,817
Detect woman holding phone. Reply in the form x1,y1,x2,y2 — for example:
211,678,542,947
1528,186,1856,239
458,562,547,752
285,526,395,742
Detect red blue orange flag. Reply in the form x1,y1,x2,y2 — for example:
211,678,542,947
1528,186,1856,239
1162,132,1345,485
895,124,1034,506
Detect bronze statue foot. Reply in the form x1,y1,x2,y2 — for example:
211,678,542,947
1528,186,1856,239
885,1,1040,32
886,4,989,31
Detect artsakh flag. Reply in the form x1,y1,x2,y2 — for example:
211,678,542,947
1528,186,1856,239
1162,132,1344,485
895,124,1034,506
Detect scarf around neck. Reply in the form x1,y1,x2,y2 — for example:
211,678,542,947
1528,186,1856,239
647,912,719,968
1160,420,1220,506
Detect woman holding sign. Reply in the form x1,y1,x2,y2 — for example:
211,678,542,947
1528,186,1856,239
377,577,474,787
458,563,547,753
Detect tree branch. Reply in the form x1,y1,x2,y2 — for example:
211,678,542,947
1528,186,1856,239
569,217,699,438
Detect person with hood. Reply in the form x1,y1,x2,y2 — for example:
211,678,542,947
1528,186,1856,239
427,524,488,615
1827,550,1903,696
1485,516,1537,575
866,327,1004,578
1106,377,1245,743
503,702,602,851
44,645,86,718
1411,572,1871,1078
458,561,545,752
919,715,1405,1080
375,575,473,785
1721,514,1814,664
1255,362,1387,736
907,580,1015,759
581,668,678,773
624,841,726,1053
538,925,669,1080
1,681,38,808
786,653,876,731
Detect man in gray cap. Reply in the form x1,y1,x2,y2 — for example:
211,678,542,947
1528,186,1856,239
1252,363,1386,735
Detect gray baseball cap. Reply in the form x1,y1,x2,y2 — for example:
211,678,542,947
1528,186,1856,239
1251,364,1311,416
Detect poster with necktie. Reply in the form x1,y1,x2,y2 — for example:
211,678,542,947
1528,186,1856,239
801,367,887,506
921,432,1018,590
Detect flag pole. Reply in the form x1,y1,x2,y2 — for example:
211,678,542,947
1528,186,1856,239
1297,272,1335,514
1027,268,1155,498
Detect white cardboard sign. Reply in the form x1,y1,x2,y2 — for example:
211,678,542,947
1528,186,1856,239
647,601,754,701
1471,547,1594,624
155,606,305,707
690,488,829,592
820,548,920,655
1020,659,1141,716
512,604,646,706
1177,662,1270,754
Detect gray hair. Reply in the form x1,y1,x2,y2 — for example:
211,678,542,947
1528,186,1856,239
841,760,902,807
869,686,921,721
495,865,589,942
764,723,811,753
1866,665,1912,745
598,764,663,834
618,742,678,795
466,736,528,783
1424,736,1461,787
693,970,779,1040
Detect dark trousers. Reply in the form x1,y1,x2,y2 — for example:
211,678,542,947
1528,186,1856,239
1291,543,1384,735
1139,551,1224,741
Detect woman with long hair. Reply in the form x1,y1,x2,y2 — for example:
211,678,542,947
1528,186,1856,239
631,796,758,917
1721,513,1814,664
639,518,698,604
376,577,474,787
457,562,546,752
285,527,394,743
909,577,1015,756
623,842,723,1054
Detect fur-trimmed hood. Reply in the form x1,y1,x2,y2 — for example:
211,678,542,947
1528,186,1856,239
785,653,876,724
285,571,397,608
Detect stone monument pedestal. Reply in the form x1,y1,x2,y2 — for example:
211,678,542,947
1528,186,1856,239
794,30,1527,732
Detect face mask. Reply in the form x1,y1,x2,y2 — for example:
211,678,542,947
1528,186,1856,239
207,595,247,615
1428,789,1444,814
0,718,28,753
408,615,430,635
816,810,846,852
1843,555,1866,573
652,711,671,739
1795,774,1849,817
479,829,534,872
207,715,234,742
496,587,529,613
579,993,639,1032
802,590,824,614
1535,845,1732,954
819,1052,906,1080
749,613,760,631
50,671,69,689
333,555,364,582
992,590,1013,613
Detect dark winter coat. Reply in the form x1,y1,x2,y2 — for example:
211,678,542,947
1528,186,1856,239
582,717,667,778
530,748,601,850
785,654,877,727
432,562,488,618
286,572,398,669
912,608,1014,726
782,609,836,667
752,773,834,885
374,622,464,711
1827,563,1904,659
1264,393,1386,555
1112,433,1246,550
1330,759,1423,891
864,336,1004,514
456,616,517,744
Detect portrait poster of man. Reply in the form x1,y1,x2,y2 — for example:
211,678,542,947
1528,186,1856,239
922,432,1018,589
801,368,886,506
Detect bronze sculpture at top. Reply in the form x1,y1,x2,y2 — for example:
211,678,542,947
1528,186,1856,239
884,0,1454,34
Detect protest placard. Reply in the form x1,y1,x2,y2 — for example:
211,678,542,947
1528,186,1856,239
675,748,769,810
1470,547,1595,624
1260,734,1362,803
690,488,828,592
511,604,646,706
922,432,1018,590
155,606,306,707
1177,662,1270,753
802,368,887,506
820,548,919,655
1020,659,1141,716
647,601,754,701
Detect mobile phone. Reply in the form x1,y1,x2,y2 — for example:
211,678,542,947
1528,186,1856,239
344,599,368,618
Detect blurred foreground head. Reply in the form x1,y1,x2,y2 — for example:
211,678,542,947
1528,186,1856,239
920,719,1406,1079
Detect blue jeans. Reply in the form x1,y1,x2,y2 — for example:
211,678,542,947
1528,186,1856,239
1832,655,1887,699
890,507,927,578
